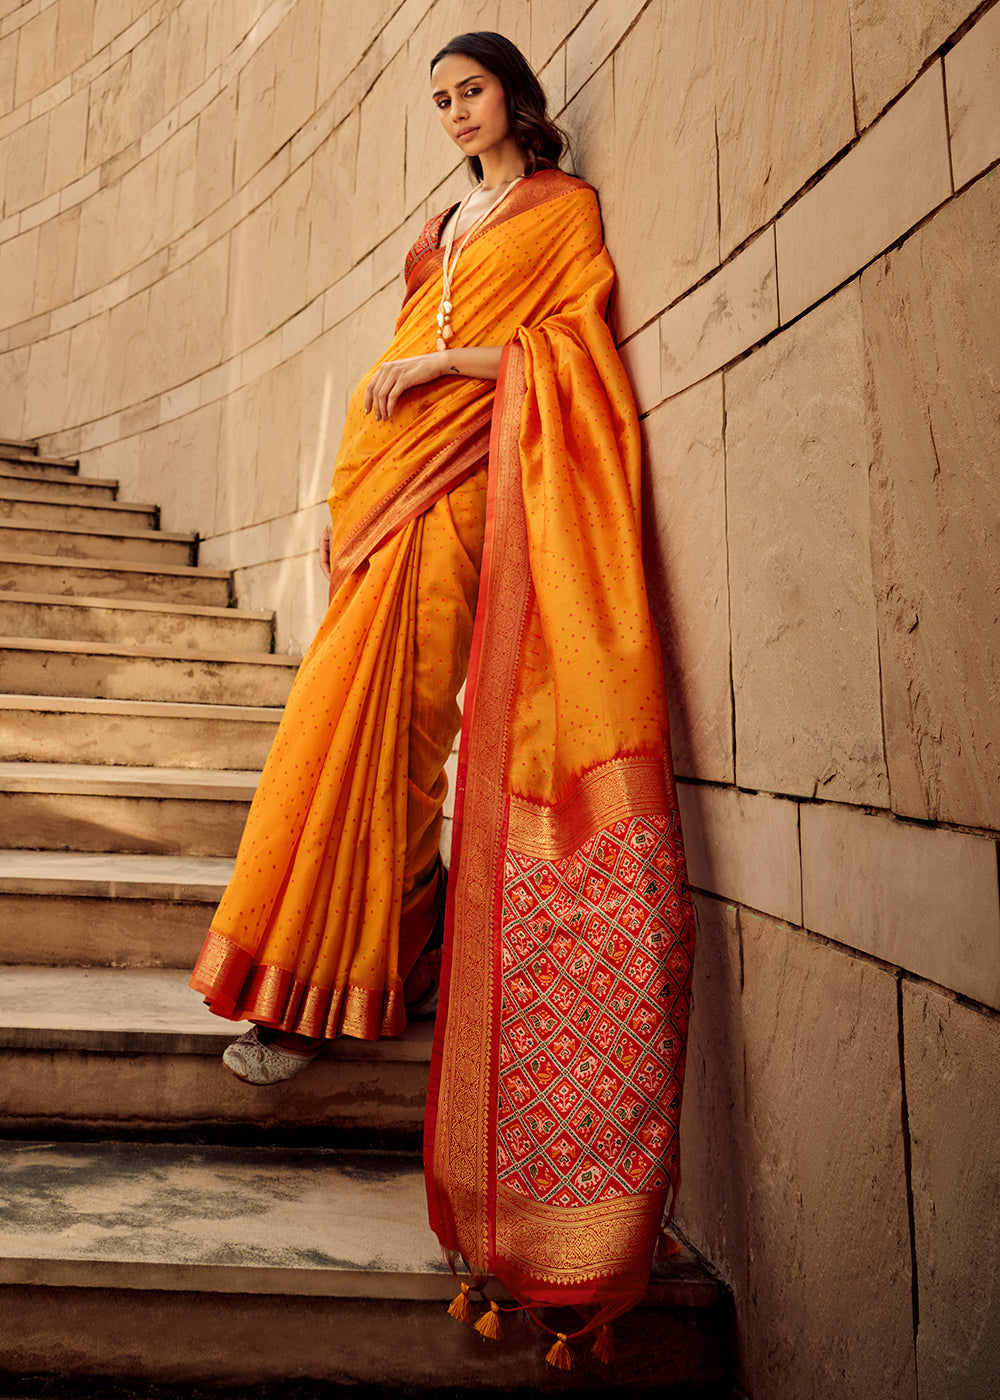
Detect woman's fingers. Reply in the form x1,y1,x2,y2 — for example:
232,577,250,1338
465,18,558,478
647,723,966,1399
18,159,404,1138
365,356,439,420
319,523,332,581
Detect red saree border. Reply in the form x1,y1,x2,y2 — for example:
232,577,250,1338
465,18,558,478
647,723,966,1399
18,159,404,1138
328,409,492,594
404,171,594,304
424,340,530,1274
191,930,405,1039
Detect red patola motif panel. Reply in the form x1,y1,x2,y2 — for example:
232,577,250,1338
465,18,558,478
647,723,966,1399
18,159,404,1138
496,814,694,1208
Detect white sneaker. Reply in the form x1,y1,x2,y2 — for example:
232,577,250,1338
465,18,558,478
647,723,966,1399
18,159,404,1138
222,1025,321,1086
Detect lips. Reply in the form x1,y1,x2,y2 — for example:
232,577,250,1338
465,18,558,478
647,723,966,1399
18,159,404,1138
457,127,478,142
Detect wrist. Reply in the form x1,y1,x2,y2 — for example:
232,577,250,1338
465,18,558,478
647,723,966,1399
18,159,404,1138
437,349,453,376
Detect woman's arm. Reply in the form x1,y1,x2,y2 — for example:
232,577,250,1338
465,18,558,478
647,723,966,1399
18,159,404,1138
364,347,503,421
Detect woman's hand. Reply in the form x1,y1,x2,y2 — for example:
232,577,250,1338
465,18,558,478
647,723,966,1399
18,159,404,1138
364,352,447,421
319,522,332,581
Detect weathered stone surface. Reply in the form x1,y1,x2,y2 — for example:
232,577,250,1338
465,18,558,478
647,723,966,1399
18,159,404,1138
903,983,1000,1399
24,328,70,438
73,180,120,300
676,782,800,925
0,228,39,328
0,346,27,438
306,106,358,304
642,375,733,783
802,802,1000,1008
12,4,58,109
618,319,661,416
776,63,951,323
661,228,777,399
565,0,644,98
530,0,586,73
742,915,916,1400
715,0,855,258
946,0,1000,191
43,89,89,202
726,284,888,804
5,113,49,216
0,31,17,117
676,895,748,1345
33,209,81,320
849,0,974,129
353,45,407,256
861,172,1000,829
606,0,718,336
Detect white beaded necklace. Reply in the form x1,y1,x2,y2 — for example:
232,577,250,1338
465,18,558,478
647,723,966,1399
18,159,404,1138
436,176,525,351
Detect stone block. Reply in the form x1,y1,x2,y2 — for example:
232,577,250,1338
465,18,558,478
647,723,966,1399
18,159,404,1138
153,122,198,251
317,0,394,109
802,803,1000,1009
226,201,271,354
265,160,311,335
861,173,1000,829
0,346,27,438
5,112,49,215
561,43,615,194
43,88,89,199
269,0,320,167
114,150,159,278
0,228,40,327
146,401,222,541
253,357,302,523
676,895,747,1326
741,916,916,1400
531,0,587,74
661,229,777,399
676,782,800,925
305,108,357,304
92,0,136,56
163,0,207,114
715,0,855,258
193,85,236,225
642,376,733,783
85,52,134,170
946,0,1000,190
126,15,168,142
606,0,718,336
73,180,120,299
105,289,150,409
849,0,974,130
726,284,888,804
618,320,660,416
13,5,58,108
0,33,16,117
215,379,262,535
23,331,70,438
903,983,1000,1399
776,64,952,323
565,0,644,97
64,313,110,428
354,47,408,259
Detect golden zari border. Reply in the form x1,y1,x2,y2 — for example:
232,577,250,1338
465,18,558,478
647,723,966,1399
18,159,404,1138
507,752,670,862
495,1183,665,1284
431,343,531,1275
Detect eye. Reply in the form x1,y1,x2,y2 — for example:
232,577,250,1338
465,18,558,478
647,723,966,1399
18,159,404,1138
436,98,450,109
464,86,481,98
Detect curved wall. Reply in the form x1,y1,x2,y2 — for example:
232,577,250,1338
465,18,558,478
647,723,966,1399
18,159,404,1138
2,1,1000,1395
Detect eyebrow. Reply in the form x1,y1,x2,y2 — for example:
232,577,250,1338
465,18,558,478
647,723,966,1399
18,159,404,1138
431,73,484,98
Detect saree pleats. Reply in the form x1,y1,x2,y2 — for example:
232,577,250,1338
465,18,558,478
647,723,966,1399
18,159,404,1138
190,468,486,1040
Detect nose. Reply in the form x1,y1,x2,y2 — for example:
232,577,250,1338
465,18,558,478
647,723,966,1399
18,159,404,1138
451,95,469,123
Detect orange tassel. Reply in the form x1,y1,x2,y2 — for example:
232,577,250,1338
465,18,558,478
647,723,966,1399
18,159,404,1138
592,1323,615,1364
545,1333,574,1370
447,1282,471,1323
657,1228,683,1260
474,1301,502,1340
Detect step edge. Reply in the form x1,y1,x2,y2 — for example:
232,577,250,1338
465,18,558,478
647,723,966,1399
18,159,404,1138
0,637,298,666
0,592,273,621
0,550,229,579
0,694,284,719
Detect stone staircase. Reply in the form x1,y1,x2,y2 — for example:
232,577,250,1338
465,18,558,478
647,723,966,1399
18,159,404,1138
0,439,732,1395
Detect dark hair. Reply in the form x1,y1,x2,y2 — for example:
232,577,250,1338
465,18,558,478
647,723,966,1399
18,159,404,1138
430,31,567,181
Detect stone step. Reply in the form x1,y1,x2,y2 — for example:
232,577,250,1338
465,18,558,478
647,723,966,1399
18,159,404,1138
0,1139,727,1393
0,551,231,605
0,695,282,769
0,762,257,856
0,636,299,706
0,521,197,565
0,966,434,1140
0,591,274,651
0,464,117,498
0,489,156,532
0,850,231,967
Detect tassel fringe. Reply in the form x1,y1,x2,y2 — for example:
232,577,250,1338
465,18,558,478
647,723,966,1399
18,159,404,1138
591,1323,615,1365
545,1333,574,1370
474,1301,502,1340
657,1228,683,1260
447,1282,471,1323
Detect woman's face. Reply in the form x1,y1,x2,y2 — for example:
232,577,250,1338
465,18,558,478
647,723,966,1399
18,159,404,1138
430,53,511,162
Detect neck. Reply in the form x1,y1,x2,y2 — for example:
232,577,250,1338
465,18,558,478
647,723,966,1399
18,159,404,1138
478,139,527,191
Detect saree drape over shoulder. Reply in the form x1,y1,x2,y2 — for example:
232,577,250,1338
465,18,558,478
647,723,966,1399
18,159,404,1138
191,169,695,1328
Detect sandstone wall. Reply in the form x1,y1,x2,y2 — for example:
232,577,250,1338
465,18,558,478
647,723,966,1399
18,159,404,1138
2,1,999,1396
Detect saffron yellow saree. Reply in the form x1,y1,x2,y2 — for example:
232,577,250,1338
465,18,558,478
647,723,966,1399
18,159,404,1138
191,168,695,1331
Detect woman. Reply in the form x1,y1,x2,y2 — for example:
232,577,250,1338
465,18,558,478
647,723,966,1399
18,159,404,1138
191,32,695,1360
